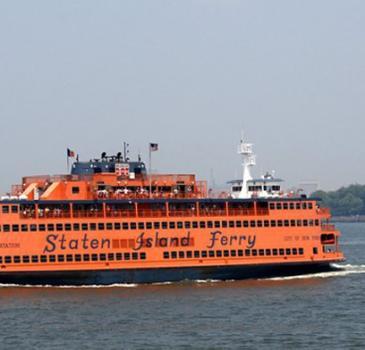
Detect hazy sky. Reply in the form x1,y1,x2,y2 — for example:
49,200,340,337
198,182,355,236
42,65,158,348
0,0,364,193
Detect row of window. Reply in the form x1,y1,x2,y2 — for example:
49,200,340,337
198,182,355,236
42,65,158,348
0,219,321,233
269,202,313,210
1,202,314,215
163,247,305,259
0,252,147,265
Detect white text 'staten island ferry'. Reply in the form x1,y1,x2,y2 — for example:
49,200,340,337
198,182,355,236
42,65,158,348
0,139,344,285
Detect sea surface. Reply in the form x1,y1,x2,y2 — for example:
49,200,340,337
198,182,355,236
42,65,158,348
0,223,364,350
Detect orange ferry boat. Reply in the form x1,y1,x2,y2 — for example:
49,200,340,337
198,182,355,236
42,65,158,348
0,139,344,285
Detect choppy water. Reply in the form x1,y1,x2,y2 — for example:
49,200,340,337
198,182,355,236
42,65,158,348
0,223,364,349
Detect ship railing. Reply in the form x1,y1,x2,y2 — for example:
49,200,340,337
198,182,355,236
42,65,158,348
321,224,336,231
199,209,226,217
105,210,137,218
169,210,198,217
38,211,71,219
20,212,36,219
256,209,269,216
137,210,168,218
73,210,104,218
228,209,255,216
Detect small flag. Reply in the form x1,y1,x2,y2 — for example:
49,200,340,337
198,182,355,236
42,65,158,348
149,143,159,152
67,148,75,158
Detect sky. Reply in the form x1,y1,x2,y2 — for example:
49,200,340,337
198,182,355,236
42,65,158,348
0,0,364,194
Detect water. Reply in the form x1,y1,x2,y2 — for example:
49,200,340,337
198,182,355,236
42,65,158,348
0,223,364,349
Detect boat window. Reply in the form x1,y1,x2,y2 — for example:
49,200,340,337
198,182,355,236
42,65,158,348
154,222,160,230
161,222,167,229
21,224,28,232
130,222,137,230
138,222,145,230
286,249,291,255
194,251,200,258
49,255,56,262
259,249,265,256
264,221,269,227
209,251,215,257
146,222,152,230
186,251,192,258
5,256,12,263
72,186,80,194
222,221,228,228
290,220,296,227
297,220,302,227
303,220,308,227
238,250,243,256
171,251,177,259
11,206,18,214
243,221,249,227
199,221,206,228
2,206,9,214
32,255,39,263
271,220,276,227
192,221,198,228
116,253,123,260
257,221,263,227
277,220,283,227
296,203,301,210
114,223,121,230
308,202,313,209
273,249,278,256
163,252,169,259
245,249,251,256
313,247,318,255
40,255,47,263
229,221,235,228
23,256,30,263
299,248,304,255
302,202,307,210
140,252,146,260
289,203,295,210
269,203,275,210
12,225,19,232
276,203,282,210
292,248,298,255
73,223,80,231
207,221,213,228
250,221,256,227
252,249,257,256
279,249,284,255
265,249,271,256
283,203,288,210
108,253,114,261
284,220,289,227
122,222,129,230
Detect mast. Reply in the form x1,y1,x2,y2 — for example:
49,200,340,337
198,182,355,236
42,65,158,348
237,135,256,198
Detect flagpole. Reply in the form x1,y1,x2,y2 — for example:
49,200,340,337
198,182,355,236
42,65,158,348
67,153,69,173
149,145,152,199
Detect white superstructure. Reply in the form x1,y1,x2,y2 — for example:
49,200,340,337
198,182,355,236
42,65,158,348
229,136,283,199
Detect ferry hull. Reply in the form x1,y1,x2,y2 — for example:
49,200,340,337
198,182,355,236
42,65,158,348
0,262,338,286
